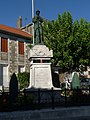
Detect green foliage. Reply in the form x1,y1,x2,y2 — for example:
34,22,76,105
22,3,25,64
18,72,30,89
28,44,33,49
71,18,90,68
43,12,90,72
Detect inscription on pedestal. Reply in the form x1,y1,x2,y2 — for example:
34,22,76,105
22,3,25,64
34,67,51,88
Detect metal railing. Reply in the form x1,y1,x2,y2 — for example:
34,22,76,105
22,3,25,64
0,88,90,111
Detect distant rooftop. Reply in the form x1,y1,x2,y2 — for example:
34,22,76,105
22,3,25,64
0,24,32,40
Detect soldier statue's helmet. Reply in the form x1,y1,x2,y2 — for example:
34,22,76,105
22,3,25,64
36,10,40,16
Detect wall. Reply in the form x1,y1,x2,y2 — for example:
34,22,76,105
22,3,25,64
0,34,30,90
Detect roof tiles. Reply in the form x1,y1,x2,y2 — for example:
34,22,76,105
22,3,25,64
0,24,32,39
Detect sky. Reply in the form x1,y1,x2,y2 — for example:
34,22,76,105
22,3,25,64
0,0,90,28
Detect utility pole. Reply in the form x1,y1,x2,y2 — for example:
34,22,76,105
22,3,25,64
32,0,34,45
32,0,34,19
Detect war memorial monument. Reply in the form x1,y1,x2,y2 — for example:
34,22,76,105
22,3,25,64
28,10,53,89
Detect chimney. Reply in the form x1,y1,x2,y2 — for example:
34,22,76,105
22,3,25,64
17,16,22,28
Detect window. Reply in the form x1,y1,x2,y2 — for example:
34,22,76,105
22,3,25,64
1,37,8,52
18,66,25,73
18,41,24,55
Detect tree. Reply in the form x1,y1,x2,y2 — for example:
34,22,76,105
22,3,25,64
43,12,73,71
43,12,90,72
71,18,90,69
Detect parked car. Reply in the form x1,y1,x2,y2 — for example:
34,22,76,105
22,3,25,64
80,78,90,88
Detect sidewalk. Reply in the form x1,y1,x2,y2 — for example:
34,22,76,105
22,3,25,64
0,106,90,120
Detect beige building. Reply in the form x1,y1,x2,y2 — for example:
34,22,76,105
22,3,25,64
17,16,33,35
0,24,32,90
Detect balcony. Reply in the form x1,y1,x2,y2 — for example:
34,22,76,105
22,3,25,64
18,54,24,63
0,52,25,64
0,52,8,61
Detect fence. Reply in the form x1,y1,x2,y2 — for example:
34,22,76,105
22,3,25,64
0,88,90,111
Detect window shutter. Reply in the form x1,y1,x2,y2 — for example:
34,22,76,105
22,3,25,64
18,41,24,55
1,37,8,52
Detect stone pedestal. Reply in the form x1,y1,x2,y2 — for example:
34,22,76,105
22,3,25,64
28,45,53,89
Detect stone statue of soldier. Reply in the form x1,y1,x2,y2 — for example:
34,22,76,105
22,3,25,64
32,10,43,45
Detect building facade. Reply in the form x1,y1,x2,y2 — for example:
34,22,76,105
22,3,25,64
0,24,32,90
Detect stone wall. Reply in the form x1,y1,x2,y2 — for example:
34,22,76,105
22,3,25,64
25,43,30,73
0,36,30,89
9,39,18,77
8,39,30,76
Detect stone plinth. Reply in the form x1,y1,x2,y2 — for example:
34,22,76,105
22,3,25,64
28,45,53,58
28,45,53,89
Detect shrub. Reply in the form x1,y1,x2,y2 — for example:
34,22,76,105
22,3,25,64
18,72,30,89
